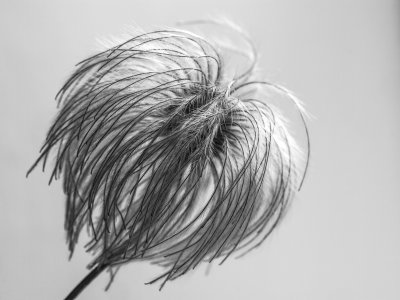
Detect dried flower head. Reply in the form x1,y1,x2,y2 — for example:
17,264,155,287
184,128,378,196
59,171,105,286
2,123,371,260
28,22,309,299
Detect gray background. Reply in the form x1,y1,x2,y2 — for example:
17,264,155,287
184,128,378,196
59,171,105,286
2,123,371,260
1,0,399,299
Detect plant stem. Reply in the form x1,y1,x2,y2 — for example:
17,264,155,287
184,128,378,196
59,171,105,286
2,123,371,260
64,264,107,300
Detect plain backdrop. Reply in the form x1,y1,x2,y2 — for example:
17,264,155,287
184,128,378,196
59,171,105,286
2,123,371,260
1,0,399,299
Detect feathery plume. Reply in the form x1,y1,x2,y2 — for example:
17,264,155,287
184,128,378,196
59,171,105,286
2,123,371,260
28,22,309,299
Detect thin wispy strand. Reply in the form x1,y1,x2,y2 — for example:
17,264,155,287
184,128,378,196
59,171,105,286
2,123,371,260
28,23,309,299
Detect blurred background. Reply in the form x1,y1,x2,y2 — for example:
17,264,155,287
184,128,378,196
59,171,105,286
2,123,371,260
1,0,399,299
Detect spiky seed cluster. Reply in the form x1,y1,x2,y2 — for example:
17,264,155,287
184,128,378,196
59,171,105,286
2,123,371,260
29,28,308,288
